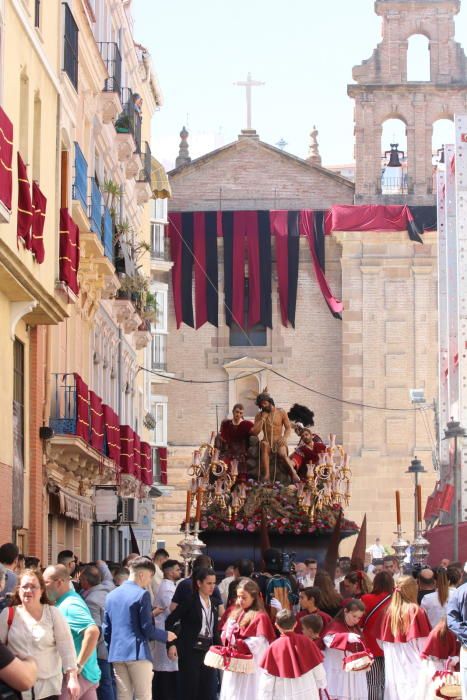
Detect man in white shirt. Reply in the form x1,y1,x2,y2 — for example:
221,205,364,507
152,559,182,700
150,548,169,600
301,558,318,587
366,538,386,561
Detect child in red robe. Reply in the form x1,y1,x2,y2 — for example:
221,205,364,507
416,618,460,700
259,609,327,699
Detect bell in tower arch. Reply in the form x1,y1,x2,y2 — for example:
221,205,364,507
381,143,405,194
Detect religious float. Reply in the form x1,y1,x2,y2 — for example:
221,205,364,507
178,393,359,572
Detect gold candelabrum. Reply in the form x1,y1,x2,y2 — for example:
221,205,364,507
298,434,351,516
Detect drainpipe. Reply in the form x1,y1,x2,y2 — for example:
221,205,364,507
118,328,122,418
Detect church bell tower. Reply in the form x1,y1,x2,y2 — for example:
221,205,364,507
348,0,467,204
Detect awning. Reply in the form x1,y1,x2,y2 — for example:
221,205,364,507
151,157,172,199
48,483,95,522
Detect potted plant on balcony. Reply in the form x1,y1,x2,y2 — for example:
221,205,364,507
114,113,130,133
103,179,120,217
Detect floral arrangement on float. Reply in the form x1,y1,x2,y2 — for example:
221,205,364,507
181,433,358,536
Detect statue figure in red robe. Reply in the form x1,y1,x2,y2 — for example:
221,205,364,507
290,427,327,480
218,403,254,473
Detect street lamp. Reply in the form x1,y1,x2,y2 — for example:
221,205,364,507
443,419,467,560
405,456,427,541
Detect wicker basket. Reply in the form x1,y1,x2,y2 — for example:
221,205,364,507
204,645,255,674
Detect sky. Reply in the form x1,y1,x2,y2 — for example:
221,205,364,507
132,0,467,170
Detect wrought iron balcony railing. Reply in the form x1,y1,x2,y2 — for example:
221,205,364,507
72,142,88,211
98,42,122,96
117,87,142,154
138,142,152,183
63,3,78,90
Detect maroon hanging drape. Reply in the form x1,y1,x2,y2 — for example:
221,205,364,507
120,425,135,476
59,208,80,295
89,391,104,453
73,373,90,442
140,442,153,486
245,212,261,327
159,446,168,485
325,204,411,233
17,153,33,249
193,211,208,329
300,210,343,318
31,182,46,263
0,108,13,211
103,404,120,468
270,210,289,326
168,212,183,328
133,431,141,482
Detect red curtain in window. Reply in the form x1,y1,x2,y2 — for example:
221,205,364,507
0,108,13,210
140,442,153,486
133,431,141,482
31,181,47,264
159,446,168,485
103,404,120,468
17,153,33,249
89,391,104,453
120,425,135,476
73,373,90,442
59,208,80,295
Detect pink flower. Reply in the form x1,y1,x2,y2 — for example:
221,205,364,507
235,522,244,530
278,527,285,534
246,523,256,532
281,518,289,525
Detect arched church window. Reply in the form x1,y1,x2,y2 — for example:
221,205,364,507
432,118,455,163
407,34,430,81
380,119,407,194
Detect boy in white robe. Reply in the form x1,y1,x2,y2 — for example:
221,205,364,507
258,609,327,700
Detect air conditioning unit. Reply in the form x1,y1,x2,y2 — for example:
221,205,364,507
120,497,138,523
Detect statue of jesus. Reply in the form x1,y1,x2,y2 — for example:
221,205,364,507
250,391,299,483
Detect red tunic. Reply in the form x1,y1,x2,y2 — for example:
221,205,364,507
361,591,392,657
379,604,431,643
420,625,459,661
220,419,254,462
260,631,323,678
222,609,276,654
323,618,363,653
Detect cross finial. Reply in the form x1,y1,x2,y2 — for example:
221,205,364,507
234,72,265,130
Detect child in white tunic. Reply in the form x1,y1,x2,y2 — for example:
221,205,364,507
258,609,326,700
322,598,368,700
379,575,431,700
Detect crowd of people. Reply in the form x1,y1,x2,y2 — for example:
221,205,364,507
0,541,467,700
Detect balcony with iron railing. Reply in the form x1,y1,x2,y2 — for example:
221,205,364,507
151,333,167,372
63,3,78,90
72,142,88,213
98,42,122,96
89,177,102,235
137,142,152,183
81,177,115,266
116,87,142,155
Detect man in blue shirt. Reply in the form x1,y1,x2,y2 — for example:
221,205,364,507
103,557,176,700
43,564,101,700
447,578,467,698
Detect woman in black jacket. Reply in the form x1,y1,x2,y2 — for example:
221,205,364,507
165,567,220,700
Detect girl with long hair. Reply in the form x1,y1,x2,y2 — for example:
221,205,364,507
322,598,368,700
0,569,79,700
421,565,462,627
220,578,275,700
361,571,394,700
343,571,372,598
314,571,343,617
416,617,460,700
379,575,431,700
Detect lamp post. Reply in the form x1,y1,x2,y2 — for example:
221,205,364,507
405,456,427,541
443,419,466,561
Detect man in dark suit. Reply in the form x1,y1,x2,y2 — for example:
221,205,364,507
103,557,176,700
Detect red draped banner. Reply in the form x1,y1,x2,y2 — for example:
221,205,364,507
103,404,120,469
140,442,153,486
31,182,47,263
59,208,80,295
89,391,104,453
120,425,134,476
73,373,90,442
159,446,168,485
133,431,141,482
17,153,33,249
0,108,13,211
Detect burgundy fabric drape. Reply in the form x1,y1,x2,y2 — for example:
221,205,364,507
31,182,47,263
324,204,422,239
140,442,153,486
73,373,90,442
231,211,247,327
193,211,218,328
17,153,33,249
0,108,13,211
133,431,141,482
59,208,80,295
120,425,135,476
159,446,168,485
89,391,104,453
270,210,300,327
168,212,196,328
103,404,120,468
300,210,343,318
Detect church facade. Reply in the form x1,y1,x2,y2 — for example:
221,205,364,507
152,0,467,555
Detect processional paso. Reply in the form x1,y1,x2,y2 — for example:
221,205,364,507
178,392,353,570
